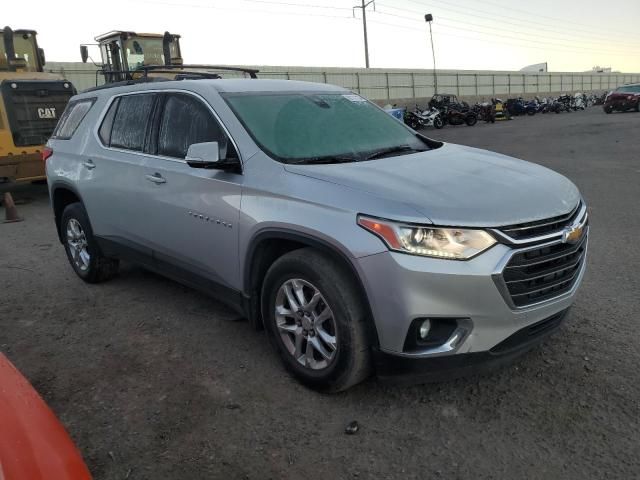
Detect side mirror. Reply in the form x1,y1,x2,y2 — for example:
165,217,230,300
80,45,88,63
37,48,46,67
186,142,220,168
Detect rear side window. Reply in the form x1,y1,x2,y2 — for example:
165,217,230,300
157,94,233,159
109,94,155,151
53,98,95,139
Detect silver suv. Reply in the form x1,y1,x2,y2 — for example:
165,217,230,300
46,78,588,391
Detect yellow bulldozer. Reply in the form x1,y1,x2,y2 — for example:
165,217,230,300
81,30,183,85
0,26,75,183
81,30,257,87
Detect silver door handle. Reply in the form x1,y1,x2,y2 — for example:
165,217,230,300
83,160,96,170
145,173,166,184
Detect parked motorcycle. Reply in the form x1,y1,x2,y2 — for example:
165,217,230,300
473,102,496,123
442,105,478,126
505,98,536,116
404,105,444,130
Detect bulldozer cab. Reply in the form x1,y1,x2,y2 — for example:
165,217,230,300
85,31,182,83
1,27,46,72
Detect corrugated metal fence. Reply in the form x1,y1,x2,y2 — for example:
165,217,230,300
45,62,640,102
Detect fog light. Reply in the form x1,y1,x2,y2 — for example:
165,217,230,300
10,83,17,89
419,319,432,339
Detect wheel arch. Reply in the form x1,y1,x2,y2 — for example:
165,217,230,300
243,228,380,349
50,182,84,243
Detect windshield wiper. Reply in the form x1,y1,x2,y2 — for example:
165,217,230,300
364,145,427,161
287,155,359,165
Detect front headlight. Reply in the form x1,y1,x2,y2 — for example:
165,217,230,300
358,215,496,260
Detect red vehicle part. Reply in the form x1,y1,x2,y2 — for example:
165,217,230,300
0,353,92,480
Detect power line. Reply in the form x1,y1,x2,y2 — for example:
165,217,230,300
366,17,630,58
128,0,354,19
241,0,351,11
377,1,640,48
398,0,640,42
372,10,625,55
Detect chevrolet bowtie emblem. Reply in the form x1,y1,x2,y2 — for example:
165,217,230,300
562,225,584,244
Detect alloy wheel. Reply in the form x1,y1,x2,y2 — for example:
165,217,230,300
274,278,338,370
66,218,90,272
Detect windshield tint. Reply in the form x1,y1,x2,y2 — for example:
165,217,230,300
616,85,640,93
224,92,429,163
124,38,165,69
0,32,39,71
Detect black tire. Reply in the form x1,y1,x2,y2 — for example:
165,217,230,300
433,116,444,129
465,114,477,126
60,202,119,283
604,105,613,114
635,102,640,112
262,248,372,392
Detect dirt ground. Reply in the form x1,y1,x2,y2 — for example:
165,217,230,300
1,107,639,479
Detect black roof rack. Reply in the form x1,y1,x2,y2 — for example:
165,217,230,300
85,76,170,92
140,64,259,78
88,64,259,90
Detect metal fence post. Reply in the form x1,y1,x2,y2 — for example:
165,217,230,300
507,74,511,95
323,71,327,84
411,72,416,100
356,71,361,94
475,73,478,98
456,73,460,96
386,72,390,101
492,74,495,97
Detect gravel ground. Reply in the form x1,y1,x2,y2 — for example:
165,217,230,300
1,107,639,479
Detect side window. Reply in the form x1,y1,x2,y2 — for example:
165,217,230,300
157,94,235,159
110,94,155,151
53,98,96,139
98,97,120,145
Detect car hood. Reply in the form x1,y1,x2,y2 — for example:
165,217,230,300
284,143,580,227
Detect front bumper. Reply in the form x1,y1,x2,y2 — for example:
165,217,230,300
357,236,587,362
374,308,568,383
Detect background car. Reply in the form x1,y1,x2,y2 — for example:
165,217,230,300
603,84,640,113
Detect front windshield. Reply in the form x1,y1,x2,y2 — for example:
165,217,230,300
224,92,429,163
616,85,640,93
123,37,172,69
0,32,39,71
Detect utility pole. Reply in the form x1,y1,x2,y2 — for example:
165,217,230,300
425,14,437,93
354,0,375,68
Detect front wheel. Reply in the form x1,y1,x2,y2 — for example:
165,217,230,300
61,203,119,283
433,115,445,129
465,114,478,126
604,105,613,114
262,249,372,392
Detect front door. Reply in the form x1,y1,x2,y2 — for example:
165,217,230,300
140,92,243,291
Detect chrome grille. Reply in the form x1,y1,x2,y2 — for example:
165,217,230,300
500,231,587,307
498,201,583,241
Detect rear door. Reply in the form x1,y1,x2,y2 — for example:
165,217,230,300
79,92,158,253
139,91,243,290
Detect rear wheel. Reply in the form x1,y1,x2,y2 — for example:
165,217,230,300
465,114,478,126
262,248,371,392
61,203,119,283
604,105,613,114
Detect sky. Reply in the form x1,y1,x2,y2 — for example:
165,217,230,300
4,0,640,72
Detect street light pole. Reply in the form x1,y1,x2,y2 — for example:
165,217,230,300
425,14,437,93
354,0,375,68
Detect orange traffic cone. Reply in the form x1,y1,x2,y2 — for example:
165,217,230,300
3,192,23,223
